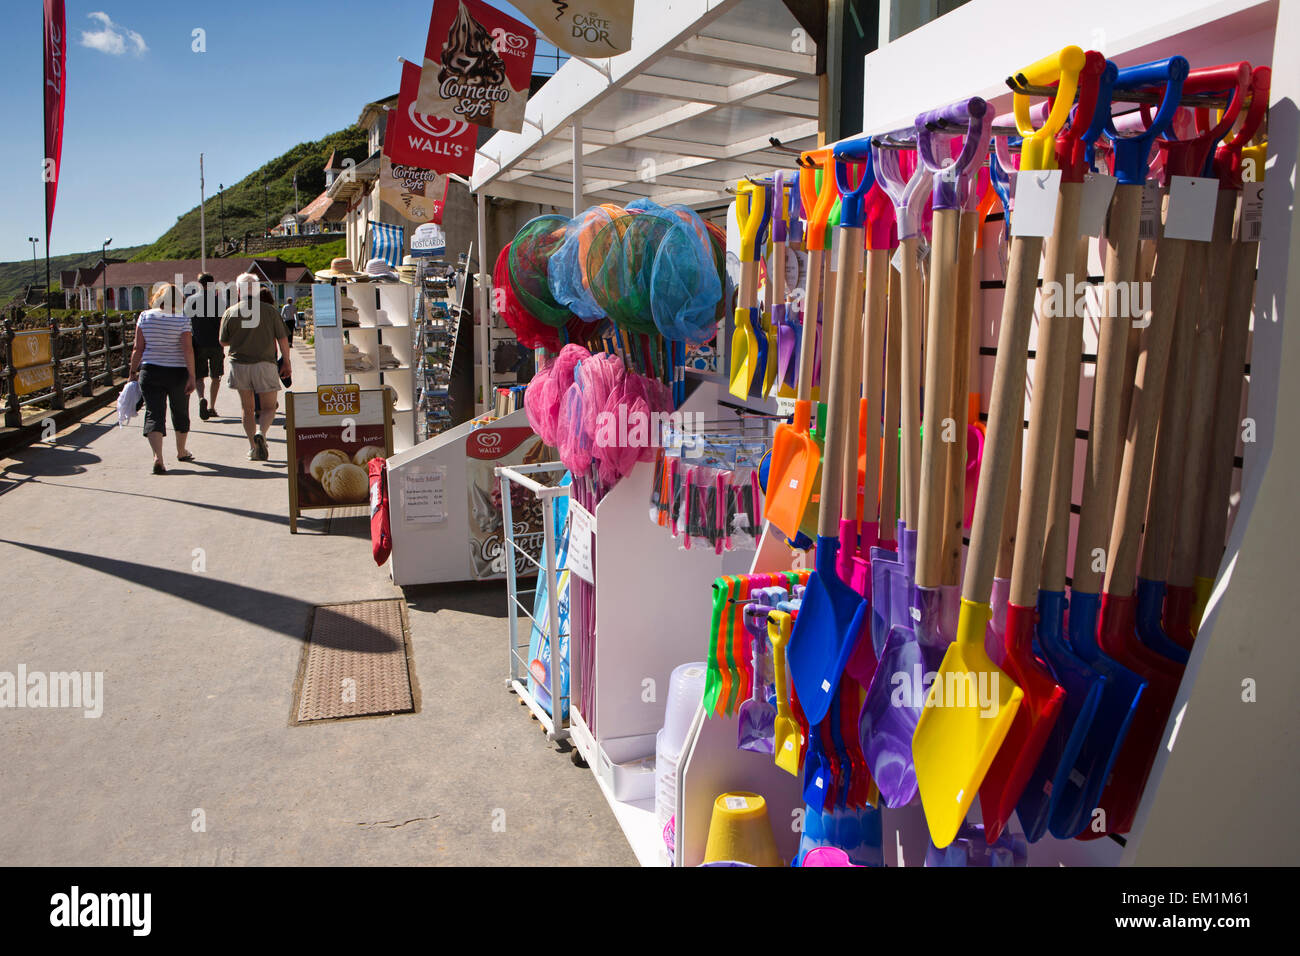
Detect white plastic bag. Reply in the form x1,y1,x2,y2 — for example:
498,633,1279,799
117,380,142,427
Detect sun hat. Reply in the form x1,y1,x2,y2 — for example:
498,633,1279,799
363,257,400,281
314,257,368,281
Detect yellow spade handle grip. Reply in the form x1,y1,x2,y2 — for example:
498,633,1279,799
768,610,793,720
1013,45,1086,171
735,181,765,262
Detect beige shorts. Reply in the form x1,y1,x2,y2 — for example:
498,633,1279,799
227,360,281,393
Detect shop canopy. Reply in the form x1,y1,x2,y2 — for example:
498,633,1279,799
469,0,820,210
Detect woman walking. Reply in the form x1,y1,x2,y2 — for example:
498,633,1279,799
128,282,196,473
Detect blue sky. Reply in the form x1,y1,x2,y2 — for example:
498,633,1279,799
0,0,566,262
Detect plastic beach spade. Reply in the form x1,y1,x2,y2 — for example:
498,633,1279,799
728,181,764,399
914,47,1093,848
786,146,870,729
768,610,802,776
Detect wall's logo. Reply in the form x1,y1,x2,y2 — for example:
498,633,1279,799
476,431,502,452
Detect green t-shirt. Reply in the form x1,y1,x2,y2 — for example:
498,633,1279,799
220,300,288,365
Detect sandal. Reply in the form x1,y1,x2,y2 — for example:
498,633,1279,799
153,461,166,475
177,452,195,463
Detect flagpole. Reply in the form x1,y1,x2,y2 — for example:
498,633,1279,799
43,2,60,410
199,153,207,272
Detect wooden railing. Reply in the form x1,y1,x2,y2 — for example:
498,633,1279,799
1,310,137,427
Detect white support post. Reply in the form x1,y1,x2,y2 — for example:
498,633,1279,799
476,191,490,416
572,119,585,216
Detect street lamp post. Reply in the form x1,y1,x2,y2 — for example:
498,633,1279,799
262,171,269,236
101,238,112,317
219,184,227,248
26,237,39,288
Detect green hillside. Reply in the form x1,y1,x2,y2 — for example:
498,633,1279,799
132,126,369,262
0,245,148,306
253,239,347,275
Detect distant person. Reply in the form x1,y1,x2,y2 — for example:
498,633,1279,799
191,272,224,420
220,274,290,461
128,282,196,474
281,296,297,341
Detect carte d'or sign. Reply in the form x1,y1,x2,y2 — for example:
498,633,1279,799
317,384,361,416
514,0,634,58
416,0,537,133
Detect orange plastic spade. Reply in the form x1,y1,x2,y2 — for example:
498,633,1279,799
767,148,838,541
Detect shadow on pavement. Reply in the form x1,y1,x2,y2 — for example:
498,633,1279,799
1,447,102,477
402,579,509,619
20,478,290,527
0,538,400,652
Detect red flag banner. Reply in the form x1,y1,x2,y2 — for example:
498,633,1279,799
43,0,67,237
386,60,477,177
416,0,536,133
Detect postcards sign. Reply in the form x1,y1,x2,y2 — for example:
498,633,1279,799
416,0,536,133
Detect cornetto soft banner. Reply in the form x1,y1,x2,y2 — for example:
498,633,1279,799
514,0,634,58
387,59,477,178
43,0,67,236
416,0,537,133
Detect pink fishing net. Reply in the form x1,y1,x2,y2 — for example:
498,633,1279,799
527,343,589,446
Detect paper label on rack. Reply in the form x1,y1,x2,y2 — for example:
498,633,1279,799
1010,170,1062,237
402,468,446,522
725,796,750,810
890,246,904,274
1163,176,1218,242
1138,181,1162,240
1078,173,1117,237
568,501,595,584
1238,183,1264,242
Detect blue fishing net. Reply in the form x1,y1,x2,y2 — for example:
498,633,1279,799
547,204,626,322
651,205,722,346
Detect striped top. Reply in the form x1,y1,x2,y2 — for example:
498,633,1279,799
138,310,192,368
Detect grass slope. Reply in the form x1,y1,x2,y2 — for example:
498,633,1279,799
133,126,369,262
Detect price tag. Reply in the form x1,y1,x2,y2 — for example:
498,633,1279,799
1138,181,1162,240
1010,170,1062,237
1237,183,1264,242
1078,173,1118,237
568,501,595,584
1163,176,1218,242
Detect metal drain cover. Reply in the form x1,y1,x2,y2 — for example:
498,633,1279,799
293,599,415,723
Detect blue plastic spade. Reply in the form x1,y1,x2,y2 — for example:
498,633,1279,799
1049,590,1146,838
789,536,863,726
1135,578,1191,665
1015,589,1106,842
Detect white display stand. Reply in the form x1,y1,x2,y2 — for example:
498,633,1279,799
343,281,416,453
385,409,530,585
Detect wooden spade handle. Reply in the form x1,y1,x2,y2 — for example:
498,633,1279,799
821,242,839,405
1168,189,1237,586
1137,244,1202,582
863,249,889,528
1010,181,1082,608
941,208,981,587
1196,204,1259,581
841,248,866,523
962,227,1046,604
996,416,1023,581
796,249,824,402
1071,182,1143,594
898,236,924,529
818,225,863,538
880,264,902,535
1104,227,1190,598
1042,234,1090,591
916,208,961,589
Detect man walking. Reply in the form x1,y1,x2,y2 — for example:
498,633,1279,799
191,272,224,420
220,273,290,461
281,296,297,342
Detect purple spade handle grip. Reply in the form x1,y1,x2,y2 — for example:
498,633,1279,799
772,171,787,243
787,170,804,245
872,140,928,241
915,97,991,211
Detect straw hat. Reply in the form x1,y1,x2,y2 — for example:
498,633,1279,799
363,257,400,281
315,257,368,280
395,254,419,284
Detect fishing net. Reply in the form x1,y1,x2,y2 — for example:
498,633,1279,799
587,202,676,336
650,205,722,345
527,343,589,446
557,376,589,475
509,215,572,328
548,204,627,322
494,243,560,351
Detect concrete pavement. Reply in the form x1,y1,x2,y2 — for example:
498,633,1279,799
0,340,635,866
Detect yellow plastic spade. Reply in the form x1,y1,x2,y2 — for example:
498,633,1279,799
911,46,1083,849
728,181,764,399
768,610,802,776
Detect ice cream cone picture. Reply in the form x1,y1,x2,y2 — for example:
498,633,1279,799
415,0,537,133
